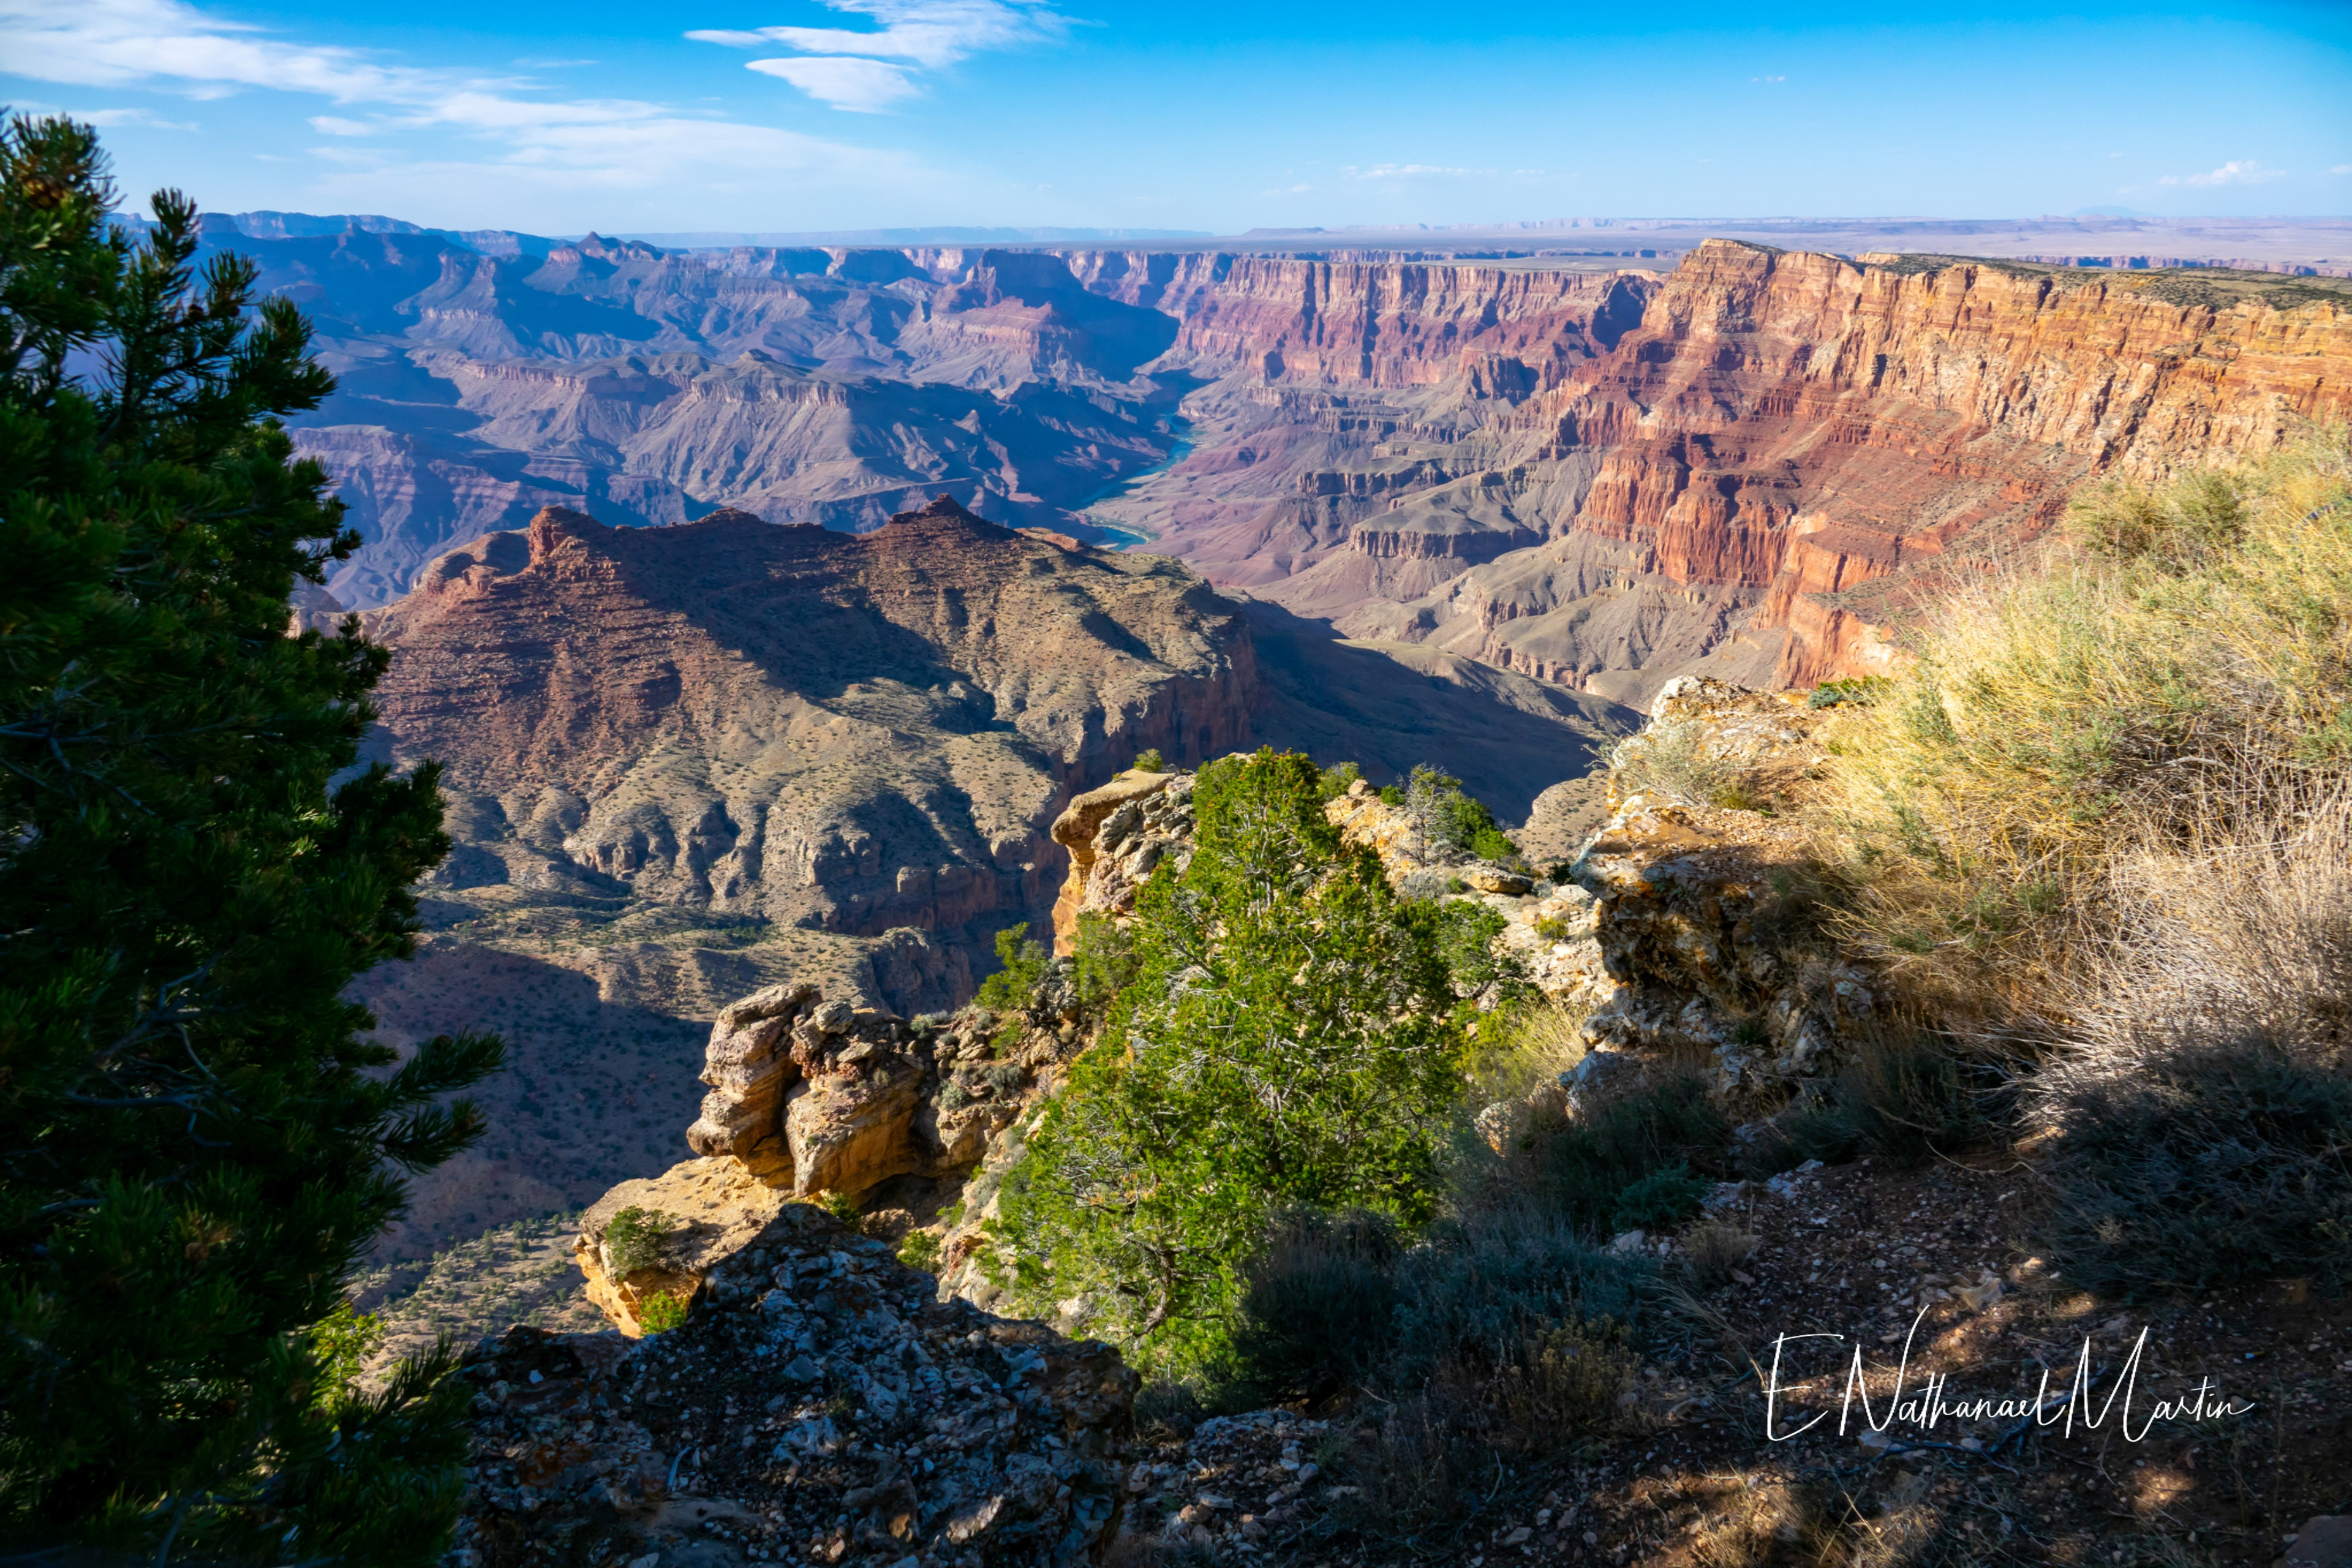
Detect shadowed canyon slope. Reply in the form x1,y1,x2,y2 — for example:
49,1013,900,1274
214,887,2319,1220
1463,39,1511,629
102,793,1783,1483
353,494,1627,1258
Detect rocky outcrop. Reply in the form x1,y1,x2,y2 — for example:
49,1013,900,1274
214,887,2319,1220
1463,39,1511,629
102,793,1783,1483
1045,770,1196,953
1565,678,1876,1099
452,1202,1136,1567
680,982,1061,1202
575,1157,796,1338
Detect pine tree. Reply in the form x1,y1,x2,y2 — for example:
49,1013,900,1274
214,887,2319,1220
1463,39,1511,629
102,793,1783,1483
0,115,503,1561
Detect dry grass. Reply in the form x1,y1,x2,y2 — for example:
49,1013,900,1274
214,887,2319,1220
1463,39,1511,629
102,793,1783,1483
1610,718,1760,810
1811,426,2352,1012
1466,995,1591,1104
1679,1218,1759,1292
2024,787,2352,1297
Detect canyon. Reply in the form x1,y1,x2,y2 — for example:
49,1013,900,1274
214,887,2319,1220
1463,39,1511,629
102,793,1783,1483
246,219,2352,704
353,494,1624,1259
279,214,2348,1261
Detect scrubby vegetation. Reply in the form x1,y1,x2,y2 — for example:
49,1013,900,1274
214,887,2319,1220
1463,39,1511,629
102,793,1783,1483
1609,718,1755,810
1809,431,2352,1303
600,1206,678,1275
1404,763,1521,861
973,921,1052,1014
1817,430,2352,1000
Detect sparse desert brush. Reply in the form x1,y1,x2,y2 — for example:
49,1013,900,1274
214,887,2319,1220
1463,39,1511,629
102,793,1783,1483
1609,717,1755,810
1679,1217,1758,1292
1811,426,2352,1008
600,1206,679,1275
2029,788,2352,1297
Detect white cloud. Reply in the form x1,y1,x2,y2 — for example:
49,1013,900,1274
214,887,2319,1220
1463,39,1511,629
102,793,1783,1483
2160,159,2287,187
0,0,925,217
77,105,198,129
747,55,919,111
0,0,459,100
691,1,1065,110
2332,164,2352,176
1345,163,1478,180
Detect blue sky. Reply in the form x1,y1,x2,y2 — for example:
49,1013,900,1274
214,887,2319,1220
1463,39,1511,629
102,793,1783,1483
2,0,2348,235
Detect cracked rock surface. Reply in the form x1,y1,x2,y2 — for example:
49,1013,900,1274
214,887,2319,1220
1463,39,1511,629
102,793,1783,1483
453,1204,1134,1568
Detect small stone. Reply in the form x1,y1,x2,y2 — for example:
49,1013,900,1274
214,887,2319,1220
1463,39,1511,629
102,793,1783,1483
527,1370,544,1384
2284,1516,2352,1568
1506,1526,1533,1545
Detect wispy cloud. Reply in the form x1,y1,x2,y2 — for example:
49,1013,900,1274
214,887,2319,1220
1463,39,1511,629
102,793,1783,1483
689,1,1066,111
0,0,922,214
2332,164,2352,176
78,105,198,129
745,55,920,112
1344,163,1481,180
2160,158,2286,187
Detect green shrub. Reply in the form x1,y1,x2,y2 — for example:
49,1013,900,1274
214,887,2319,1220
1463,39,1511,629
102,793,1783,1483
939,1079,973,1110
974,922,1050,1014
1133,748,1166,773
1317,761,1363,800
601,1207,679,1275
1610,1164,1711,1233
991,749,1482,1370
1532,914,1572,943
1403,764,1514,858
1378,784,1406,805
1469,826,1521,861
897,1231,943,1272
1070,910,1139,1013
637,1292,690,1334
815,1191,864,1233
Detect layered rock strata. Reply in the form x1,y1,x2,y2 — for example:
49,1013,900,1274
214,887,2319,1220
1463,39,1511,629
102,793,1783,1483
1090,241,2352,701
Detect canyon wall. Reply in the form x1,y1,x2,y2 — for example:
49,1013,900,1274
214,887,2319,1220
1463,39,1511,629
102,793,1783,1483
1075,241,2352,693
